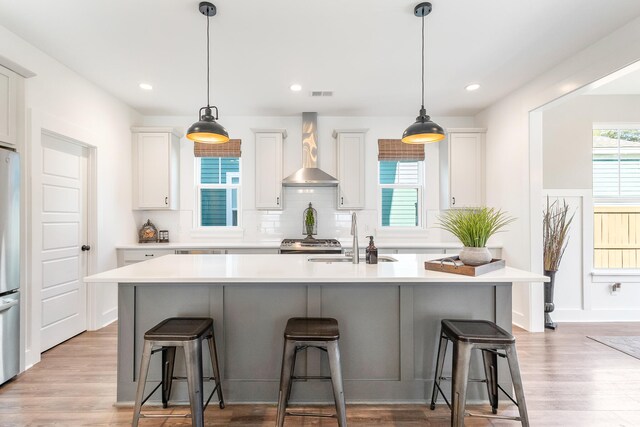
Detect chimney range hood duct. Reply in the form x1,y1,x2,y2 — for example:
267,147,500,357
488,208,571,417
282,112,338,187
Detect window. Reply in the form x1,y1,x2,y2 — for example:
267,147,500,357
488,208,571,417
593,126,640,268
196,157,240,227
377,139,425,228
593,128,640,200
379,161,423,227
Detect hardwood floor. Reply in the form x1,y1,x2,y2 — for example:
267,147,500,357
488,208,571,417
1,322,640,426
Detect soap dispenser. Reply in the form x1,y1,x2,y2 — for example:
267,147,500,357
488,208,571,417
365,236,378,264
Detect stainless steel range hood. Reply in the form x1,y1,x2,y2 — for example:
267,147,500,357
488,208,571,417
282,112,338,187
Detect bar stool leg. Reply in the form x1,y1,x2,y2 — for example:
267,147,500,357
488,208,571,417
481,349,499,414
327,341,347,427
206,329,225,409
451,341,472,427
505,344,530,427
184,340,205,427
132,340,153,427
276,339,296,427
430,334,448,410
286,346,298,404
161,346,176,408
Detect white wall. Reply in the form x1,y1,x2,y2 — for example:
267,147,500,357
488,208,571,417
136,115,475,245
475,14,640,331
543,95,640,322
544,95,640,189
0,24,140,368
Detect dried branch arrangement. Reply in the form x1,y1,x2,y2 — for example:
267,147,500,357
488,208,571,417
543,197,574,272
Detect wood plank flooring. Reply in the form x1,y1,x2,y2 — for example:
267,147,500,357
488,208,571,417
2,322,640,426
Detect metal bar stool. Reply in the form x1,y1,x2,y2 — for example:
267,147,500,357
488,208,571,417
132,317,224,427
276,317,347,427
430,319,529,427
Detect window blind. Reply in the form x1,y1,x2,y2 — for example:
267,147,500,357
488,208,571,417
194,139,241,158
378,139,425,161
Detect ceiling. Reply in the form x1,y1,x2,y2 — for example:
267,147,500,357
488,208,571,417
587,67,640,95
1,0,640,117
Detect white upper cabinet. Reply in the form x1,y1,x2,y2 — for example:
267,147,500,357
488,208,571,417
440,129,486,209
334,129,367,210
254,129,286,210
0,65,18,146
132,127,180,210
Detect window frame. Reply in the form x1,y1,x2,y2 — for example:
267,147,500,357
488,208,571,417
194,157,242,228
377,160,425,229
593,123,640,205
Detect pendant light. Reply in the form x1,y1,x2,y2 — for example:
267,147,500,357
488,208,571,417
402,2,444,144
187,2,229,144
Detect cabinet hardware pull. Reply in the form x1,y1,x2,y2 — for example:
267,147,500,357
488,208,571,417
277,196,280,205
165,196,168,205
145,254,154,257
452,197,456,205
341,197,344,205
81,245,91,252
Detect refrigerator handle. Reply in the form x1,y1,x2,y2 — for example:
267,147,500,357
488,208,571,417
0,299,18,313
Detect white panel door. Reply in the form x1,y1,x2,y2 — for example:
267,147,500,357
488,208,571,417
39,132,88,351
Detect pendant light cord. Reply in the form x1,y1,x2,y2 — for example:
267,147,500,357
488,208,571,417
206,13,211,108
421,12,425,110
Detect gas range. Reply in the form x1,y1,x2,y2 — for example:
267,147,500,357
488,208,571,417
279,238,343,254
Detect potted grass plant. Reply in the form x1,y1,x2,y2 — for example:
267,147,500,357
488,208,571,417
543,197,574,330
437,207,515,266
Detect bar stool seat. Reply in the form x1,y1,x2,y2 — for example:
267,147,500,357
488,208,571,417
430,319,529,427
276,317,347,427
133,317,224,427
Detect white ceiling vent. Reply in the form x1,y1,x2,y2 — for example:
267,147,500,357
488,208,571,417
310,91,333,97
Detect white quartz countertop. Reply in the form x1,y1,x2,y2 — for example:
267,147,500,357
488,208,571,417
85,254,546,284
115,242,501,250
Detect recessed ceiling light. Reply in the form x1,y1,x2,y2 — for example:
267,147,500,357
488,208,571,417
139,83,153,90
465,83,480,92
290,84,302,92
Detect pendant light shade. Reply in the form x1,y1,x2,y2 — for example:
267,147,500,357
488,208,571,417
402,2,444,144
187,2,229,144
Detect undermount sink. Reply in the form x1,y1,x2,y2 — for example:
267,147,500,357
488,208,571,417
307,255,398,263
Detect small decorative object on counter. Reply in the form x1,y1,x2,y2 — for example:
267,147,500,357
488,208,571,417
425,256,506,276
158,230,170,243
366,235,378,264
302,202,317,238
138,219,158,243
437,207,515,266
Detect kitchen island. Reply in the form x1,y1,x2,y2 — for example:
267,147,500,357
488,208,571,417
85,253,547,405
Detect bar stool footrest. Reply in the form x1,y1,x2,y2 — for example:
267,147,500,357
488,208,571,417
466,411,522,421
286,411,337,419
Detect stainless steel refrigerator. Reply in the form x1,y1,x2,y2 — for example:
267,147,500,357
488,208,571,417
0,146,19,385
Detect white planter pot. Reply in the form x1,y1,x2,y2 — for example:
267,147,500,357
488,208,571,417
459,247,492,266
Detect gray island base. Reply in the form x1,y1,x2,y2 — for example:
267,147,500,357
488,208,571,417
85,254,547,405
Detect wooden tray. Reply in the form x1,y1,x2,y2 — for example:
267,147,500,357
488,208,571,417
424,256,506,276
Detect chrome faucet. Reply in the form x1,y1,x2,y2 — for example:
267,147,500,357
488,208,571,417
350,211,359,264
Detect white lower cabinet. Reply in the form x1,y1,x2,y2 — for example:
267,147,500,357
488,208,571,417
118,249,175,267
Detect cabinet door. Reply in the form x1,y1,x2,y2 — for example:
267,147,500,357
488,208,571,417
135,133,170,209
255,132,283,209
449,133,483,208
0,65,17,145
336,132,365,209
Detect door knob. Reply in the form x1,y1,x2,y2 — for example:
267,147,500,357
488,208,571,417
81,245,91,251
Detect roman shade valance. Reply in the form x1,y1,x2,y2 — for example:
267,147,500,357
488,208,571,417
377,139,425,161
194,139,241,158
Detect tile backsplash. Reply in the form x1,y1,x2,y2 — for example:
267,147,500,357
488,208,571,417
132,186,450,244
